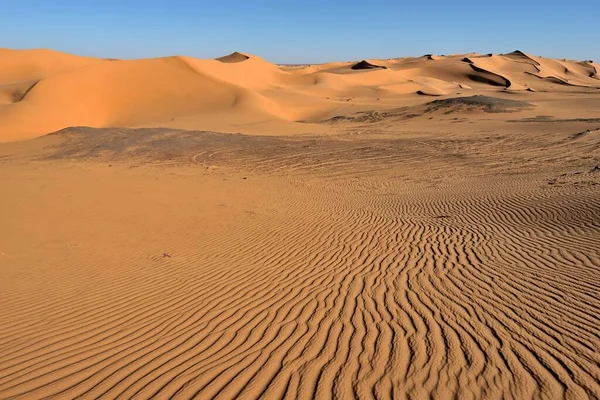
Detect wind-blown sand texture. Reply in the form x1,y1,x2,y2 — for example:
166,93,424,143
1,49,600,399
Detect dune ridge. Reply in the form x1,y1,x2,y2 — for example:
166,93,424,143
2,49,600,141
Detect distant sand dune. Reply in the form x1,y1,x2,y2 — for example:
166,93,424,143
467,64,511,87
1,48,600,142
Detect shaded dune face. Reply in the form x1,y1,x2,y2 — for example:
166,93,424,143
468,64,511,87
215,52,251,63
351,60,388,70
1,48,600,141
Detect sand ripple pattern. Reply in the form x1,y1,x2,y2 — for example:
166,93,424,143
1,176,599,400
1,130,600,399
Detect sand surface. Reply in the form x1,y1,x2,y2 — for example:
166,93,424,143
1,49,600,399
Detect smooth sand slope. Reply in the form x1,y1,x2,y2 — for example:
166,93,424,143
1,49,600,400
1,48,599,141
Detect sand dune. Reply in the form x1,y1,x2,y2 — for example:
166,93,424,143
0,55,291,141
2,49,600,141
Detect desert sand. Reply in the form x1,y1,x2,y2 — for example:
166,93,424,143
0,49,599,399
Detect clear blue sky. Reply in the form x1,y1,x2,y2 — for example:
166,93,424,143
1,1,597,64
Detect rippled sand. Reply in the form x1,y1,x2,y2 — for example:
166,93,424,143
1,116,599,399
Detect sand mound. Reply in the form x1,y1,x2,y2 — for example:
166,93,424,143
215,51,250,63
351,60,388,70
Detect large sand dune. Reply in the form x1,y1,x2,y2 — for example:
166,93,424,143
1,48,600,141
1,49,600,400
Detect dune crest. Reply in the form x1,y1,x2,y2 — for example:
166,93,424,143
0,48,101,84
